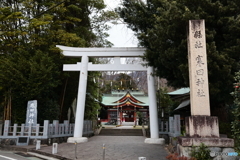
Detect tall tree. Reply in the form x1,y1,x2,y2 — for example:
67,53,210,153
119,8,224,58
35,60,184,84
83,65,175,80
0,0,115,123
117,0,240,119
157,87,173,119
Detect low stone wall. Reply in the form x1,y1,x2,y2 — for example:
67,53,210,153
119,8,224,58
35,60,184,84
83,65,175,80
0,138,16,146
0,133,95,146
167,136,239,160
0,137,69,146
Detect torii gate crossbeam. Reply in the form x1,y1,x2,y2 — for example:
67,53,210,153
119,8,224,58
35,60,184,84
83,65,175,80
57,45,164,144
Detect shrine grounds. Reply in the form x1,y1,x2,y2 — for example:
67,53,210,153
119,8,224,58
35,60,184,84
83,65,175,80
11,135,169,160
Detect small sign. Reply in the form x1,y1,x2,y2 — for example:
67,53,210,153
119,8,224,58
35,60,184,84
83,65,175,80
36,140,41,150
25,100,37,126
16,137,29,146
52,143,58,154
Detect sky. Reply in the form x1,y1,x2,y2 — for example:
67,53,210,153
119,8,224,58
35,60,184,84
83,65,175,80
104,0,138,47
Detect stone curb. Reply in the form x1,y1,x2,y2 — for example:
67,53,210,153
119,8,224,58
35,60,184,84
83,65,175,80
0,144,71,160
28,149,72,160
27,152,59,160
29,149,72,160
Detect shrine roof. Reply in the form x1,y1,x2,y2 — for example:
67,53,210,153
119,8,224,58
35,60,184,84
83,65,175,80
167,88,190,95
167,87,190,101
101,90,149,106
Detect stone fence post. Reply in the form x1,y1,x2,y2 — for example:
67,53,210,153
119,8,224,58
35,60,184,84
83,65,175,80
53,120,59,135
43,120,49,137
3,120,10,136
174,115,181,137
13,124,17,136
169,117,174,134
64,120,69,134
28,123,32,136
20,124,24,136
36,124,40,136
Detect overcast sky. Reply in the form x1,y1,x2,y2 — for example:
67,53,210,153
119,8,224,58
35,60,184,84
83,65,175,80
104,0,138,47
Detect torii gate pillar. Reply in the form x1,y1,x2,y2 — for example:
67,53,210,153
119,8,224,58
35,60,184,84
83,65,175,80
145,67,165,144
57,45,164,144
68,55,88,143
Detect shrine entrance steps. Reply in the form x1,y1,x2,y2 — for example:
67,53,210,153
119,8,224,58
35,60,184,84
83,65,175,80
121,122,135,126
99,127,143,136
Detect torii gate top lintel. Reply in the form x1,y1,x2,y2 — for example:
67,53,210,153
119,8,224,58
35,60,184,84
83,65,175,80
56,45,146,57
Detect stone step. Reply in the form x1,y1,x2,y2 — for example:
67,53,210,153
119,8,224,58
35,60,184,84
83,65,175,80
99,129,143,136
121,122,135,126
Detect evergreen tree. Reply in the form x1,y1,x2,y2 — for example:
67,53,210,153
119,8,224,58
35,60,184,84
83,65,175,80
157,87,173,119
117,0,240,118
0,0,115,123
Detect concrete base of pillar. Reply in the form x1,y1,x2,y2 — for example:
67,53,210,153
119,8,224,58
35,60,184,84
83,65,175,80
144,138,165,144
177,144,236,159
178,137,234,147
185,116,219,138
67,137,88,143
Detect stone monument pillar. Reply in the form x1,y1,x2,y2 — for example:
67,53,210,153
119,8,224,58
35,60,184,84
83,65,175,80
177,20,234,157
186,19,218,138
188,20,210,116
25,100,37,126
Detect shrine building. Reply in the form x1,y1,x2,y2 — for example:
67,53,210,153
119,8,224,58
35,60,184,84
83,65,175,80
100,89,149,125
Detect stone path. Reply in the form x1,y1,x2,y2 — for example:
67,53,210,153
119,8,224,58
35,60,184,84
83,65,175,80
38,136,169,160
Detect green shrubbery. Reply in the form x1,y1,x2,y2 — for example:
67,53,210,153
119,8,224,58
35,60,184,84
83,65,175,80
166,143,211,160
190,143,211,160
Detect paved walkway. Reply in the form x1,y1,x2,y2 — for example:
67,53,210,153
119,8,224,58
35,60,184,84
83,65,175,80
36,136,168,160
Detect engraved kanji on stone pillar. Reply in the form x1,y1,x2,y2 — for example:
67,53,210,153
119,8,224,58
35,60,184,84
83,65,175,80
188,20,210,116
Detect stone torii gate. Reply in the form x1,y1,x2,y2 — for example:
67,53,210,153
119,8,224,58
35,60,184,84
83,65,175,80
57,45,164,144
